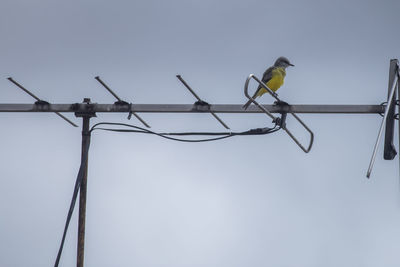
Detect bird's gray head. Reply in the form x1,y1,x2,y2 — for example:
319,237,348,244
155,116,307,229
274,56,294,68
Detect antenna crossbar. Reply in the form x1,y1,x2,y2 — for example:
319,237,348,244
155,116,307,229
0,103,385,114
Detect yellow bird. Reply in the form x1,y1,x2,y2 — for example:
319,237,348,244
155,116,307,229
243,56,294,109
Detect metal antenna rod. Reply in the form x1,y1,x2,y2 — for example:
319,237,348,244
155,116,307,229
176,75,230,129
243,74,277,120
94,76,151,128
367,72,399,178
94,76,122,102
7,77,78,127
243,74,314,153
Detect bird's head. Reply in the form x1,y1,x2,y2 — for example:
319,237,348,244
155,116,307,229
274,56,294,68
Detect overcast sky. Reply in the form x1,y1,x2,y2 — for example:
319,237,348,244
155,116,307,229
1,0,400,266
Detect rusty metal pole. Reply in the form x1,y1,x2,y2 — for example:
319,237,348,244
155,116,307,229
75,98,96,267
77,116,89,267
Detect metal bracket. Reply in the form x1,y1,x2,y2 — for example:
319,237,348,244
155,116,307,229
366,63,400,178
74,98,97,118
243,74,314,153
383,59,399,160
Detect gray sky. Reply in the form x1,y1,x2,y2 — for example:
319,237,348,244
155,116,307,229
1,0,400,266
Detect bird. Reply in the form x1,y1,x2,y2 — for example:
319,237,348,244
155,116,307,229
243,56,294,109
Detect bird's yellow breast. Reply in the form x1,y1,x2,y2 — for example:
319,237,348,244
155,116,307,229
257,67,286,97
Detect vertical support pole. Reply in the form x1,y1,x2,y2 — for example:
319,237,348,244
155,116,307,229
75,98,96,267
77,116,90,267
384,59,398,159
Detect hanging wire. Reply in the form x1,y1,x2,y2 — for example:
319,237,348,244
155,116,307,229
54,136,90,267
90,121,282,143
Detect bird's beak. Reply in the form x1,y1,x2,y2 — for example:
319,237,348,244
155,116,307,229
289,63,295,67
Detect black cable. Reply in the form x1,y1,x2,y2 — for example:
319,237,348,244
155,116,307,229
90,122,281,143
53,115,283,266
92,127,234,142
54,133,90,267
53,118,281,265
